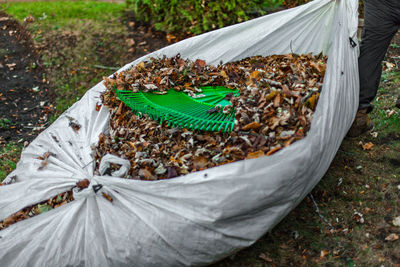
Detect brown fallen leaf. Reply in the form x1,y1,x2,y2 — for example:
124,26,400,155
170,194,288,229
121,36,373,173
250,70,260,80
6,63,16,70
103,192,113,203
307,93,318,110
76,179,90,189
2,214,18,226
282,84,292,96
139,169,155,180
385,233,399,242
220,70,228,79
69,121,81,133
259,253,273,262
136,61,145,71
195,59,206,67
242,122,261,131
193,156,208,169
362,142,374,150
37,152,56,170
266,145,282,156
265,90,278,101
246,150,265,159
320,250,329,259
273,94,281,107
166,33,176,43
23,14,35,23
116,102,124,116
126,38,135,47
96,102,102,111
284,137,295,147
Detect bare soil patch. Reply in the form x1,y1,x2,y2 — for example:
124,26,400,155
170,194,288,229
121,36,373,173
0,11,52,144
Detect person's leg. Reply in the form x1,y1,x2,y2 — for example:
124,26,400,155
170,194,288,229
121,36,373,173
358,0,399,112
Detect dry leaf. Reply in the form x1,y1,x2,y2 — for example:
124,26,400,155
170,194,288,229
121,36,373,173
136,61,145,71
6,63,16,70
265,90,278,101
259,253,273,262
126,38,135,46
362,142,374,150
246,150,265,159
220,70,228,79
250,70,259,80
166,33,176,43
76,179,90,189
116,102,124,116
195,59,206,67
273,94,281,107
103,193,113,203
242,122,261,131
96,102,102,111
69,121,81,133
385,233,399,241
320,250,329,259
282,84,292,96
193,156,208,169
2,214,18,226
266,145,282,156
307,93,318,110
139,169,155,180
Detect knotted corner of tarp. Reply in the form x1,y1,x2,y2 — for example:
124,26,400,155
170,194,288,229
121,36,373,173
99,154,131,178
73,179,104,199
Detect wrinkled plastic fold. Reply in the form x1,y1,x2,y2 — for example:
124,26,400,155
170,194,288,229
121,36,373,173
0,0,358,266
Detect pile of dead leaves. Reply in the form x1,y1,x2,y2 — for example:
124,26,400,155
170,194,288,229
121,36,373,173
0,190,74,231
97,53,327,180
0,178,114,230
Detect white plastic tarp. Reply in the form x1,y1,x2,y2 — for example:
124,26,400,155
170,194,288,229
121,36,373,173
0,0,359,266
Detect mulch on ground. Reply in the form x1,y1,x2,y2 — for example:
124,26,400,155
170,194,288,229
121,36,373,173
0,11,52,145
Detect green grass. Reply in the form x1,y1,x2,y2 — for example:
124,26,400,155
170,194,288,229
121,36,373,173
0,118,12,129
371,71,400,134
0,1,126,25
0,142,22,182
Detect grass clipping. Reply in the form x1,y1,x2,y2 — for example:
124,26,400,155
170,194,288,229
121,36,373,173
97,53,327,180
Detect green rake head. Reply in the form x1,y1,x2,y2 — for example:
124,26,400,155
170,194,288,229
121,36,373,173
115,86,239,132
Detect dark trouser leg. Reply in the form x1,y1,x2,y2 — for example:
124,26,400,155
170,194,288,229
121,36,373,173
358,0,399,112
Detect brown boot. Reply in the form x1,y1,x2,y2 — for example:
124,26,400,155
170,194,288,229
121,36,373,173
347,108,373,137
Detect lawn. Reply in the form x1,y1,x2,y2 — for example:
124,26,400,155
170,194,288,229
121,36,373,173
1,1,400,265
1,1,128,115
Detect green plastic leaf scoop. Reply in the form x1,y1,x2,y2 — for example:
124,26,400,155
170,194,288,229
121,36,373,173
115,86,239,132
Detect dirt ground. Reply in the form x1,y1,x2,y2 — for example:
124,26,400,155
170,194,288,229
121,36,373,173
0,11,52,145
